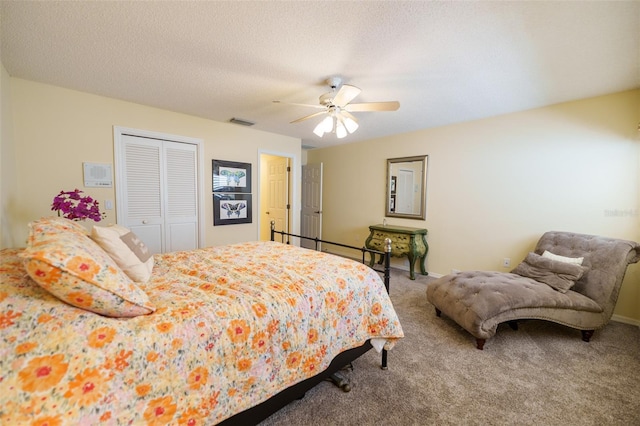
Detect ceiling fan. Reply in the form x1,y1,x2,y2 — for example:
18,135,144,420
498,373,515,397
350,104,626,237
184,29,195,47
273,77,400,139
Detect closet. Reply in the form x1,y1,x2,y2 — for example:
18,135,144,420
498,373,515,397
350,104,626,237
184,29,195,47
114,129,202,254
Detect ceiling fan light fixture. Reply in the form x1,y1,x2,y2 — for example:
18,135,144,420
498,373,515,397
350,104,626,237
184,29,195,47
336,120,347,139
313,121,326,137
322,115,334,133
274,76,397,139
313,115,334,137
343,116,359,134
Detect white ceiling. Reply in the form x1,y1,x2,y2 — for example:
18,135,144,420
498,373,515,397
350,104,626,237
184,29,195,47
1,1,639,149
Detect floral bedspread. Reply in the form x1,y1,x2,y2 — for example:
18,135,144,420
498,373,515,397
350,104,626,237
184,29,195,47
0,242,403,425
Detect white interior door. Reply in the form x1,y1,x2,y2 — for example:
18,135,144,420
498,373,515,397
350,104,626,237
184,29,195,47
301,163,323,250
164,141,199,252
119,136,164,254
265,156,289,237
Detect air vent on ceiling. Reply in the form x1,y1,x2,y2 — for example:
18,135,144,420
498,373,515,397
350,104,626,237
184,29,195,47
301,144,316,150
229,117,255,126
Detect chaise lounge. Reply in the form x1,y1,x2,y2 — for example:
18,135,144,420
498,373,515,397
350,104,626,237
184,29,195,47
426,231,640,349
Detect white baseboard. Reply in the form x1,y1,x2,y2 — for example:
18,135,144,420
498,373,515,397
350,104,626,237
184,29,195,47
384,262,443,279
611,314,640,327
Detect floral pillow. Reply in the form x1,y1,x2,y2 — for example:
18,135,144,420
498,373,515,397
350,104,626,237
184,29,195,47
20,219,156,317
26,216,89,239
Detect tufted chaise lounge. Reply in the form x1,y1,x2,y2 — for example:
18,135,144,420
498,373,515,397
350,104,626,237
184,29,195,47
426,231,640,349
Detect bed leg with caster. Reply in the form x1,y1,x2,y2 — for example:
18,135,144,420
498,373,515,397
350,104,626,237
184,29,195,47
328,363,354,392
329,372,351,392
381,349,388,370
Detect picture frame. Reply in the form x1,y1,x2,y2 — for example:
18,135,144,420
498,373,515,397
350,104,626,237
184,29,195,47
390,176,397,194
212,159,252,193
213,194,252,225
389,194,396,212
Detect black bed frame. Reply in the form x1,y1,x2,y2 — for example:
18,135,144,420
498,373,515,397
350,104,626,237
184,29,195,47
219,224,392,425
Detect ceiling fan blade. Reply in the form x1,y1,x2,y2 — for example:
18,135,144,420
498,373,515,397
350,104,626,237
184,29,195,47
332,84,361,107
273,100,325,109
344,101,400,112
290,111,327,124
340,110,359,123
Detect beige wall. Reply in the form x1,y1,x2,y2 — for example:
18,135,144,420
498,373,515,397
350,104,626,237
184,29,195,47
2,72,638,322
0,62,18,248
3,77,301,248
308,90,640,323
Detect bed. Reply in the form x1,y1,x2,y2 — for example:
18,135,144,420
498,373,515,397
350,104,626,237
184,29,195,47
0,218,403,425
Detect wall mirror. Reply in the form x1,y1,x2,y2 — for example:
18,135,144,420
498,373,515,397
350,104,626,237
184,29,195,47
386,155,428,220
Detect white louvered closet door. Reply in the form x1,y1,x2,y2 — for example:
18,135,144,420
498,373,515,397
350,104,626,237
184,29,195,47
118,135,198,254
164,141,198,252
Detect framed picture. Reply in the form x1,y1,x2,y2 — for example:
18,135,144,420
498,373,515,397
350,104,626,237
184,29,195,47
213,194,252,225
213,159,251,193
389,194,396,212
390,176,397,194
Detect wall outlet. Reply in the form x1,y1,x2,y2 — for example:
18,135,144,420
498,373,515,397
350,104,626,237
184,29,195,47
502,258,511,268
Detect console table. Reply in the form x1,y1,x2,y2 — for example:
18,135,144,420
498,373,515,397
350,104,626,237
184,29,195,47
365,224,428,280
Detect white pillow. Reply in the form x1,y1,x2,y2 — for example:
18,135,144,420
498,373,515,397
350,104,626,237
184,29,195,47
542,250,584,266
91,224,154,282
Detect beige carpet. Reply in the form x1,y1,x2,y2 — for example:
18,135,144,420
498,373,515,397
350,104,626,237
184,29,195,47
259,268,640,425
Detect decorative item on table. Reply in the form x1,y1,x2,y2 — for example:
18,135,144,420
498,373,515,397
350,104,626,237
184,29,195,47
51,189,106,222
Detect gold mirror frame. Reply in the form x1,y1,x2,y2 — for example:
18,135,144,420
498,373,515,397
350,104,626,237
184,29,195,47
385,155,428,220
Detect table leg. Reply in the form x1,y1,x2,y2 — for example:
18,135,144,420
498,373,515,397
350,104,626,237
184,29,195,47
407,254,416,280
419,255,428,276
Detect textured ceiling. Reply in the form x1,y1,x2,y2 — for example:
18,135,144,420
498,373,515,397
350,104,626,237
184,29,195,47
1,1,639,149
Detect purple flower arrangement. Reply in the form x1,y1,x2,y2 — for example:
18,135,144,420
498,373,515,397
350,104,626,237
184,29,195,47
51,189,105,222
